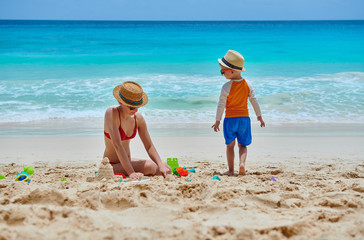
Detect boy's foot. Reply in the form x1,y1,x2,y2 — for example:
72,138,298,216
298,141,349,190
223,170,234,176
239,166,246,176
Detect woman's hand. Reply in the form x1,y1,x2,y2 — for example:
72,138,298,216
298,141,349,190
129,172,144,179
158,165,169,178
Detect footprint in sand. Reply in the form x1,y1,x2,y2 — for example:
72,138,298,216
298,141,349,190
212,190,238,201
3,208,26,225
12,189,66,206
271,169,283,175
317,198,359,209
341,172,361,178
317,209,345,223
177,183,208,199
100,192,137,210
352,184,364,193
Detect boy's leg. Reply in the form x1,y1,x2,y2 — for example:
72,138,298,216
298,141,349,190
236,117,251,176
224,140,235,176
238,144,247,175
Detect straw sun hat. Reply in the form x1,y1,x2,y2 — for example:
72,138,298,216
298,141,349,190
113,81,148,108
218,50,246,72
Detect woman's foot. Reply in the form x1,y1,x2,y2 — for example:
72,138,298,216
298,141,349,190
223,170,235,176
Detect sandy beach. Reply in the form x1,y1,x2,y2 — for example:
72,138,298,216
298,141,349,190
1,15,364,240
0,135,363,240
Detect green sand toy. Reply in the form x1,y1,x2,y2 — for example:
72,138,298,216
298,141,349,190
24,166,34,175
167,158,179,171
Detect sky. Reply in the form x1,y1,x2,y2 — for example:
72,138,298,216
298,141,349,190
0,0,363,21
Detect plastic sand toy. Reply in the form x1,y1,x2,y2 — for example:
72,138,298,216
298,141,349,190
15,172,30,183
167,158,179,171
173,167,189,177
24,166,34,175
114,172,127,179
212,176,221,181
130,178,150,183
15,166,35,183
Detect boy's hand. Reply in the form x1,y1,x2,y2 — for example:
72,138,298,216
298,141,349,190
211,121,220,132
257,116,265,127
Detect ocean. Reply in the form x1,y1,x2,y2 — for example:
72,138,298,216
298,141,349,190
0,20,363,136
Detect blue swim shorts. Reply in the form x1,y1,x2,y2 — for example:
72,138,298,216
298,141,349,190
223,117,252,145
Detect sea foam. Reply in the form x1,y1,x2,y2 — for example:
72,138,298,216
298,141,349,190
0,72,363,124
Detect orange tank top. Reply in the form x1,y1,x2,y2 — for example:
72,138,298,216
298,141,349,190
225,80,250,118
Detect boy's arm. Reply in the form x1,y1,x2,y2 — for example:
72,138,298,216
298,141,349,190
246,80,262,117
216,82,230,121
212,83,230,132
247,80,265,127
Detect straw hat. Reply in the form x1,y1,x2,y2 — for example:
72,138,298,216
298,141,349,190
113,81,148,108
218,50,246,72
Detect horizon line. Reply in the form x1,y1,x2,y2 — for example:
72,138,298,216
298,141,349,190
1,19,364,22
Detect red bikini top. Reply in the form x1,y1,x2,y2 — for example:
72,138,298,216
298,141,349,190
104,107,137,141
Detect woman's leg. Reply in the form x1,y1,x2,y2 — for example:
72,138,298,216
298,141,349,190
112,158,170,176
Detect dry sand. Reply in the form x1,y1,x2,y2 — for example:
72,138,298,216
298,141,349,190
0,136,363,240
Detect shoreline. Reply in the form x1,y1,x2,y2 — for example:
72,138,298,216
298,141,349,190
1,121,364,137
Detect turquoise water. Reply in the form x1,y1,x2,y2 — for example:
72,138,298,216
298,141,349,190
0,20,364,132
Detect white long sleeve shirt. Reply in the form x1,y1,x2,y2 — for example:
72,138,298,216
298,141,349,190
216,79,262,121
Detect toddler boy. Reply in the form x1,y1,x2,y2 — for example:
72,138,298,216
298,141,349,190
212,50,265,176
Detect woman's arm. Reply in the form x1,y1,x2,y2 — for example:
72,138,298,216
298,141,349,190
104,108,136,175
137,114,164,168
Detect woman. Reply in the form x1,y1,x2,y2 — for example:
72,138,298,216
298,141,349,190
103,81,170,179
